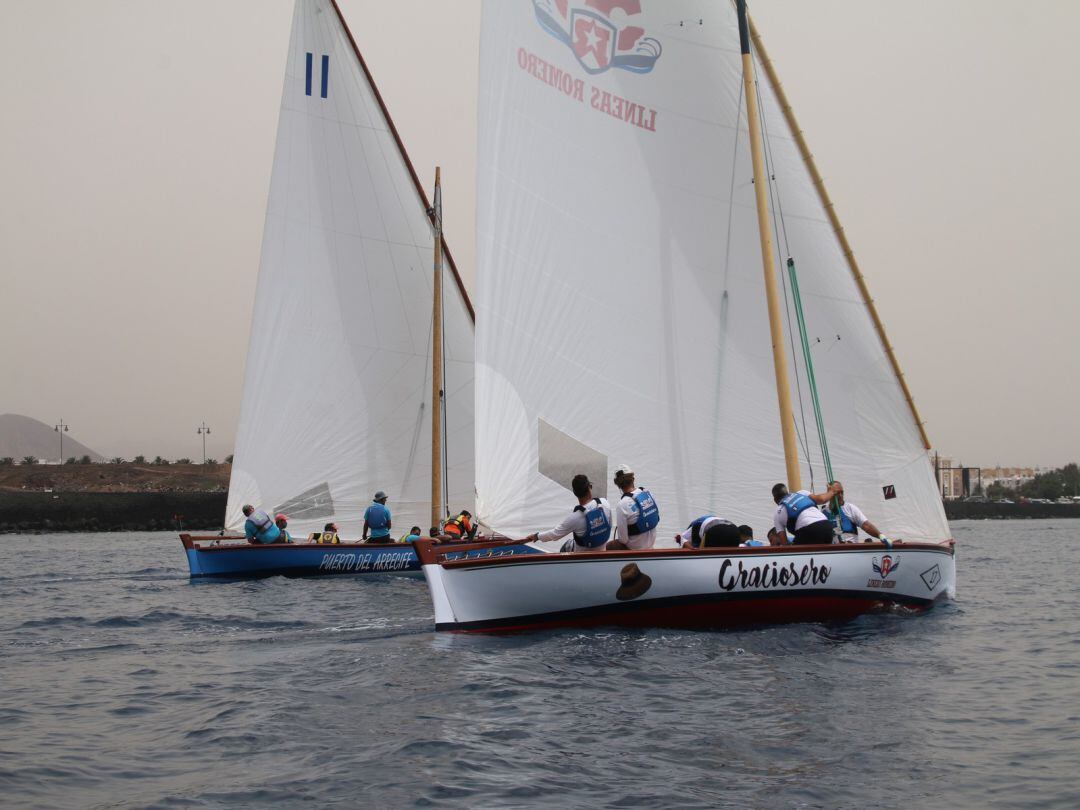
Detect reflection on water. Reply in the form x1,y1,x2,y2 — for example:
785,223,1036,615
1,523,1079,808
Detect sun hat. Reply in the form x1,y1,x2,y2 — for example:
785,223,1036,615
616,563,653,601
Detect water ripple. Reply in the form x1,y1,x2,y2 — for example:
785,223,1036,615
1,524,1079,808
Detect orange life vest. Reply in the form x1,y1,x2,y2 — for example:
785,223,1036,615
443,514,473,538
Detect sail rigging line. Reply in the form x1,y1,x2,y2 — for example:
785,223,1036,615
327,0,475,323
752,60,815,487
787,257,834,483
746,13,931,451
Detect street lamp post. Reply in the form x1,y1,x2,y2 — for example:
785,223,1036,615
196,422,211,464
54,419,69,464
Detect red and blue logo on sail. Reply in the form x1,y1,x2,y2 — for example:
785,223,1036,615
533,0,661,75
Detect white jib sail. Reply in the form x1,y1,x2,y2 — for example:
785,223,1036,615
475,0,948,543
225,0,475,537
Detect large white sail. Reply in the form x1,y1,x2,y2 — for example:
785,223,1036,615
225,0,475,537
475,0,948,542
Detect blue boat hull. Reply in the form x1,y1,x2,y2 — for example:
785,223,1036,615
179,534,538,579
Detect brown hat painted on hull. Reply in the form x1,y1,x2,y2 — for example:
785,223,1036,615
616,563,653,601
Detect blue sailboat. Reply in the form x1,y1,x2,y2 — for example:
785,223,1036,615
180,0,518,577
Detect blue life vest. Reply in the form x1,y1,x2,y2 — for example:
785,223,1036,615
823,507,857,536
780,492,817,534
365,502,391,537
573,498,611,549
624,488,660,535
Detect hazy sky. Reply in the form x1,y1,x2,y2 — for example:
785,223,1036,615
2,1,1078,467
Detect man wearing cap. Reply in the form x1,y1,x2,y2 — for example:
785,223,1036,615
524,474,612,552
771,482,840,546
242,504,282,544
362,491,392,543
675,515,741,548
820,480,888,544
608,465,660,550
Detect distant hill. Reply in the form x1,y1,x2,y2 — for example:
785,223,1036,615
0,413,105,463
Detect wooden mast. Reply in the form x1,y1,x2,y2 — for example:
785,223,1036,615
746,14,932,450
430,167,444,528
737,0,802,490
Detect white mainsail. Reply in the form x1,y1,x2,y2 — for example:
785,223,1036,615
475,0,948,542
225,0,475,537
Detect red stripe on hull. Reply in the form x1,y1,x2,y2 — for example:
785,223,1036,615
441,594,933,634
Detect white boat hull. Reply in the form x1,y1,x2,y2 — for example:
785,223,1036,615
414,540,956,632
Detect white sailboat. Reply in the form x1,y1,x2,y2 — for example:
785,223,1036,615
416,0,955,630
181,0,481,576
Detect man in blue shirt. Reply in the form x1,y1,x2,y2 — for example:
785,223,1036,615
242,504,282,544
362,490,392,543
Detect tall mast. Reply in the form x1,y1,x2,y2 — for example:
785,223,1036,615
746,15,931,451
430,167,445,528
737,0,802,490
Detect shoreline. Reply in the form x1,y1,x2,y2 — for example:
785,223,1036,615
0,491,227,533
1,491,1078,534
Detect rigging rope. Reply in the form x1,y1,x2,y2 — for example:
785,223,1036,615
787,257,834,487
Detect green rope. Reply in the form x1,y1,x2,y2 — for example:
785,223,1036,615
787,258,841,532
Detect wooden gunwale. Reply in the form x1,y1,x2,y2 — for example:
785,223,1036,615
428,540,955,571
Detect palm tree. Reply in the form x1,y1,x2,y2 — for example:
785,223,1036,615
0,457,14,466
110,456,125,464
204,458,218,466
152,456,169,466
21,456,38,466
133,455,147,464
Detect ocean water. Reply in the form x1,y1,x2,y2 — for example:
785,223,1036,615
1,520,1078,809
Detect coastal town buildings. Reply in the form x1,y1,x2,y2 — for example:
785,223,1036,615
932,453,1044,500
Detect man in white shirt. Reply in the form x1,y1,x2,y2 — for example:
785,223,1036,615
821,480,886,543
608,465,660,550
771,482,839,545
525,474,613,552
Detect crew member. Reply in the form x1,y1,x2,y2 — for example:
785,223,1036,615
242,504,281,544
320,522,341,544
738,525,767,547
524,474,612,552
442,510,476,541
608,465,660,550
771,482,839,545
766,527,793,545
362,490,392,542
274,513,293,543
821,480,888,543
400,525,423,543
676,515,741,548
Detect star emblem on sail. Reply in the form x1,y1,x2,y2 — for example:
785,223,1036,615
533,0,662,75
